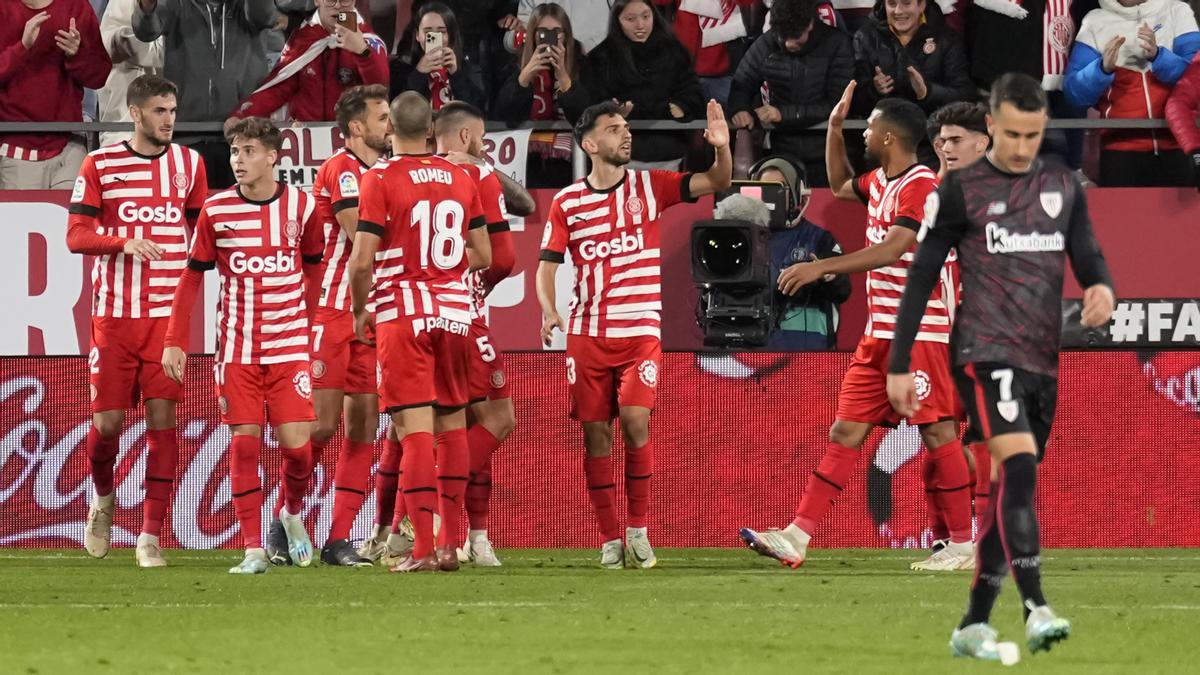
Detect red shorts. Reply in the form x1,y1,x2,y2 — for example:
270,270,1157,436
376,317,471,411
88,317,181,412
468,319,510,403
566,334,661,422
310,308,377,395
214,361,315,426
836,336,959,427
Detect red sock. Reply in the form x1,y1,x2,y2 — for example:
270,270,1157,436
376,437,402,527
400,432,437,558
584,455,620,542
971,442,992,520
275,438,324,518
466,425,500,531
928,440,973,543
793,443,859,534
279,442,312,516
923,453,949,541
435,429,470,549
328,439,374,542
625,441,653,529
87,426,120,497
229,435,263,549
141,429,178,537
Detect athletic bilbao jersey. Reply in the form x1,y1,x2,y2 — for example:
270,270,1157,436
458,161,508,320
69,142,208,318
358,154,486,326
852,165,957,343
539,169,696,340
188,184,323,365
313,148,372,311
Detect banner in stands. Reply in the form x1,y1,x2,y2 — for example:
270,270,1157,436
3,187,1200,355
1062,298,1200,347
1,351,1198,550
273,124,532,188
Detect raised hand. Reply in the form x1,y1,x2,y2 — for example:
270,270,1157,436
334,24,368,55
22,11,50,50
906,66,928,100
873,66,894,95
703,99,729,148
55,17,81,57
1102,36,1126,74
829,80,856,129
1137,23,1158,60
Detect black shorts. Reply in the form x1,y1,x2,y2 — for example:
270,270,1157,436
953,362,1058,460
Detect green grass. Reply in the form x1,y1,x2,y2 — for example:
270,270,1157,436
1,548,1197,674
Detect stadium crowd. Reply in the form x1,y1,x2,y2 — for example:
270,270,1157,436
3,0,1200,189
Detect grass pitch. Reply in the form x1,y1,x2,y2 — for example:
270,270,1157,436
1,548,1196,674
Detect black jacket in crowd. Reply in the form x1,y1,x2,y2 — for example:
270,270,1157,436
587,31,705,163
728,24,854,167
852,0,975,114
492,39,595,126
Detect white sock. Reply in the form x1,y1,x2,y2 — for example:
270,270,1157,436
783,524,811,548
93,491,114,506
947,540,973,553
246,547,267,560
137,533,158,547
468,529,488,544
626,526,647,538
279,506,299,521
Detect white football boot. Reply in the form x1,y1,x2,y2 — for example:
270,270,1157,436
135,533,167,568
84,492,115,559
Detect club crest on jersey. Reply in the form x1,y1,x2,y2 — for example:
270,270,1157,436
218,396,229,414
997,399,1020,423
293,371,312,399
913,370,932,401
624,196,645,217
89,384,98,402
172,173,189,190
312,359,326,379
490,369,506,389
1040,191,1063,219
638,360,658,388
922,38,936,54
338,171,359,197
285,219,300,246
72,176,87,202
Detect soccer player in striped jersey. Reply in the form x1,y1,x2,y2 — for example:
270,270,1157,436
272,84,391,568
740,82,975,571
536,99,731,569
65,75,208,568
349,92,492,573
161,118,325,575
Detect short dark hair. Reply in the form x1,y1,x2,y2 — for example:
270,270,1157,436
989,72,1048,114
433,100,484,138
390,91,433,140
928,101,989,138
873,98,927,152
334,84,389,136
126,75,178,108
574,100,625,145
771,0,818,38
224,117,283,152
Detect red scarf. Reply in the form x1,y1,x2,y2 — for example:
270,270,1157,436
531,69,556,121
430,69,453,111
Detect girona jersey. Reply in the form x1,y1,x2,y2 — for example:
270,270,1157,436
540,169,695,340
853,165,957,344
358,154,486,326
69,142,208,318
458,161,508,320
188,184,323,365
313,148,372,310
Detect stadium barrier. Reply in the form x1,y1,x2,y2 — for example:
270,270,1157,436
2,351,1199,550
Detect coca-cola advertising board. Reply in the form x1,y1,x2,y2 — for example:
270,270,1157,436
3,351,1199,549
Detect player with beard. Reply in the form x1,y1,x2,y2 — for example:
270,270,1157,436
887,72,1115,659
163,118,325,574
739,82,975,571
262,85,391,568
66,74,207,568
537,99,731,569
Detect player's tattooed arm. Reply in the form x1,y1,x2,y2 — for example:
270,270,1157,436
494,171,536,216
535,260,565,347
825,81,858,201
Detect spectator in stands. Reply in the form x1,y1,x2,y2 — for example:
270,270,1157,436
852,0,974,115
230,0,388,121
925,100,989,177
493,3,593,186
99,0,163,146
1165,53,1200,189
588,0,705,169
393,2,487,111
749,156,851,350
133,0,276,187
1065,0,1200,186
0,0,111,189
674,0,755,106
728,0,853,187
515,0,614,54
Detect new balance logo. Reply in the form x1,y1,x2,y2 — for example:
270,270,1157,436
985,223,1065,254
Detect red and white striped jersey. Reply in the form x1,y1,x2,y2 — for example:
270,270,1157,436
69,142,208,318
540,169,694,340
188,184,323,365
357,154,486,326
853,165,957,344
312,148,372,310
458,161,508,320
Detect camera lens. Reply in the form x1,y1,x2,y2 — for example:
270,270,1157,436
697,229,749,277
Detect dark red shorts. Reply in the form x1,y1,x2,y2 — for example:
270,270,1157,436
565,335,661,422
468,319,510,403
376,316,471,411
89,316,182,412
836,336,959,427
214,361,315,426
310,307,377,394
